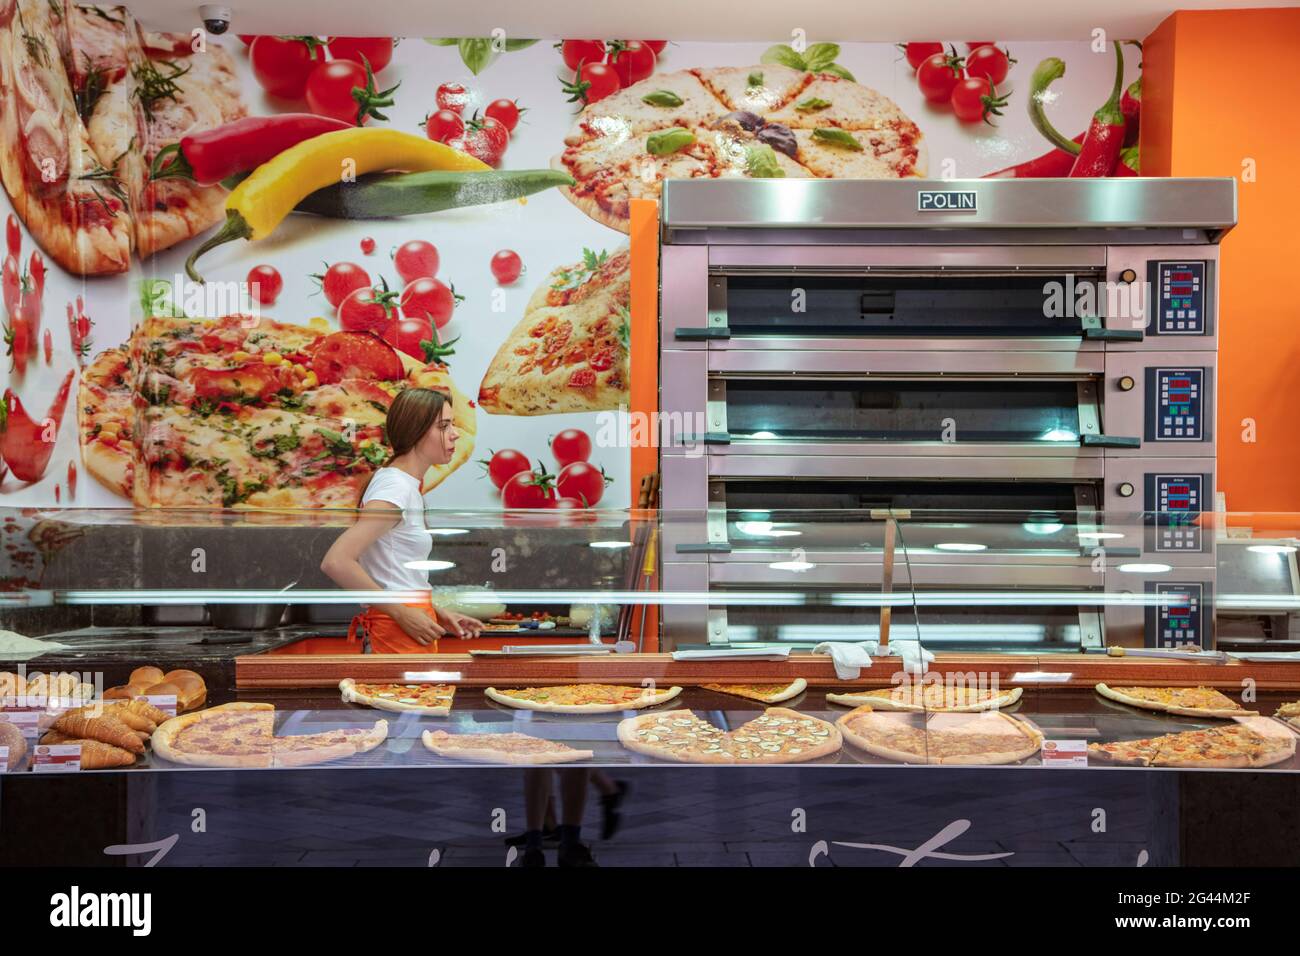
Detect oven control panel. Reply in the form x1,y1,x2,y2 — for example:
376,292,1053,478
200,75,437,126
1144,473,1206,552
1147,261,1207,335
1145,368,1206,441
1145,582,1208,649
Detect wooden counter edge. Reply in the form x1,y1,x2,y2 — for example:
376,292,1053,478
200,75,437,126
235,652,1300,690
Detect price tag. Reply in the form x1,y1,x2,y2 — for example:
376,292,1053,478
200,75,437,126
32,744,82,773
1040,739,1089,768
136,695,177,717
0,711,42,739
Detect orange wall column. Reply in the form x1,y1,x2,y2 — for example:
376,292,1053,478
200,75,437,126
628,198,660,650
1143,9,1300,512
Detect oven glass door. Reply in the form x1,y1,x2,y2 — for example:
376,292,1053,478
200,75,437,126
722,274,1098,338
724,378,1084,444
710,598,1092,653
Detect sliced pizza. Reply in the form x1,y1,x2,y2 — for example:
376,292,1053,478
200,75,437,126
0,0,133,274
1276,701,1300,731
340,679,455,716
563,68,725,145
1095,684,1257,718
700,679,807,704
484,683,682,714
827,683,1022,712
422,729,594,765
837,707,1043,765
617,707,841,764
478,246,630,416
1089,723,1295,769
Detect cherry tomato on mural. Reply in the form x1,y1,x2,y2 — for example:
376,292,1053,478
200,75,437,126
484,98,522,133
917,50,964,103
4,316,29,374
313,261,370,309
965,44,1013,86
557,461,610,506
249,36,325,98
42,329,51,364
305,59,370,124
67,460,77,497
247,265,283,305
435,82,471,114
562,61,621,105
338,281,400,336
966,42,995,51
393,240,439,284
381,313,434,361
606,40,656,87
900,42,943,70
449,116,507,166
237,35,258,46
5,214,19,257
559,39,605,72
326,36,394,73
2,255,18,314
400,277,458,330
501,469,557,508
552,496,598,523
482,449,531,489
490,249,523,285
550,428,592,467
423,108,464,144
27,251,44,296
360,236,376,255
642,41,668,56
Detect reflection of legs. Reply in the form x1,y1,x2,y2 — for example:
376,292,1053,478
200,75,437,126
556,770,597,866
590,769,629,839
520,770,552,867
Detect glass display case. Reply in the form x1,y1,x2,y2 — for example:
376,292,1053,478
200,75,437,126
2,505,1298,866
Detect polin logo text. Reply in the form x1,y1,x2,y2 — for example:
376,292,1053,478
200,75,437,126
917,190,978,212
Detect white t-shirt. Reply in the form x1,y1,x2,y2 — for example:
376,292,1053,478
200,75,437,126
358,467,432,596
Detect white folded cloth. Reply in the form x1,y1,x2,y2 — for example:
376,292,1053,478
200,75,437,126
812,640,935,679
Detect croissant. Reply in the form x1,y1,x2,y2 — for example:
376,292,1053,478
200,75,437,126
118,699,169,725
98,704,157,735
63,739,137,769
52,714,145,754
39,730,74,745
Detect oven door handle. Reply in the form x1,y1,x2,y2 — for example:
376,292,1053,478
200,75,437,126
678,432,732,445
1080,434,1141,448
1080,316,1143,341
674,326,731,340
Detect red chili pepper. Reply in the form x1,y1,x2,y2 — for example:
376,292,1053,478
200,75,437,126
1121,77,1141,147
1116,145,1140,177
1,369,74,482
1070,44,1127,177
983,132,1086,177
148,114,352,186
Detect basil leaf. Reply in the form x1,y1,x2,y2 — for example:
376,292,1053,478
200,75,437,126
821,63,856,81
647,127,696,156
760,44,806,70
802,42,841,73
747,70,764,88
744,143,785,179
642,89,684,107
503,38,539,51
795,97,831,112
812,127,864,151
424,37,460,46
459,37,492,75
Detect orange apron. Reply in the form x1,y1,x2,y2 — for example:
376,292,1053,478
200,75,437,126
347,602,439,654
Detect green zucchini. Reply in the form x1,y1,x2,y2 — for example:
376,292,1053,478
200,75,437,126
221,168,574,219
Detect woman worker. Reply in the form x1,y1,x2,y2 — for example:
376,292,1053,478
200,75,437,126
321,387,484,651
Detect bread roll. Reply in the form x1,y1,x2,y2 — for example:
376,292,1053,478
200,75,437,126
104,684,134,700
147,680,204,712
130,666,165,686
163,669,204,685
0,721,26,771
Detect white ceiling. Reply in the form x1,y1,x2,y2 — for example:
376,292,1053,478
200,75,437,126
130,0,1296,42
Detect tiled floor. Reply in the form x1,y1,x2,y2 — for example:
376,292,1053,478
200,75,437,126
133,767,1172,867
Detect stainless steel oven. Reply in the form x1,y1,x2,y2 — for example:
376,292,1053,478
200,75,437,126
658,178,1235,651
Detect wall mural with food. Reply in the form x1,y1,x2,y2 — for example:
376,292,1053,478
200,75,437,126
0,4,1144,516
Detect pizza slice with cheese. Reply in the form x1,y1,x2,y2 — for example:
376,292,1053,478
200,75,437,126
478,246,630,416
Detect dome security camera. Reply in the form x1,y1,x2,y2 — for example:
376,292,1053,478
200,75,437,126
199,4,231,35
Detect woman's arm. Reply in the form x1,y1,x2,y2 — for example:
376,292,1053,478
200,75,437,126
320,501,445,643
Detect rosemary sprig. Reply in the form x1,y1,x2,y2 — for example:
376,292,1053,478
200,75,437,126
88,6,125,24
76,57,109,123
133,58,189,120
18,6,52,69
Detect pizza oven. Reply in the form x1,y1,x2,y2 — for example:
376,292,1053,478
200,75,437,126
657,177,1235,653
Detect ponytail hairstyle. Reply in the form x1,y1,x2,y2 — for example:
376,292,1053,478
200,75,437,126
355,387,452,504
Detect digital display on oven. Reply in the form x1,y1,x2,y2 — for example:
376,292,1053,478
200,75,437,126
1148,261,1207,335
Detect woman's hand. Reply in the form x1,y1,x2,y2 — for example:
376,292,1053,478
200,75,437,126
434,606,485,638
392,606,446,646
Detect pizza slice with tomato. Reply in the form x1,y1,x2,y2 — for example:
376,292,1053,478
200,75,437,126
478,246,630,416
79,318,476,507
0,0,133,274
